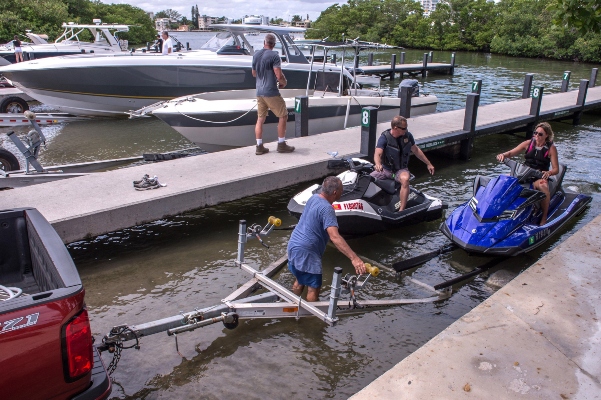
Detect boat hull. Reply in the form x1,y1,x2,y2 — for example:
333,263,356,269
154,95,438,151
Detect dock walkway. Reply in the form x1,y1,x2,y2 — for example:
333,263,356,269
1,86,600,243
351,213,601,399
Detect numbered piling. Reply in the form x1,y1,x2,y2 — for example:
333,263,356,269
450,53,456,75
331,54,337,65
360,107,378,163
400,52,405,65
428,51,433,63
561,71,571,92
460,93,480,160
526,86,544,139
368,53,373,66
522,74,534,99
294,96,309,137
422,53,428,77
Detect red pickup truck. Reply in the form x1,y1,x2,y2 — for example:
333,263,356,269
0,208,111,400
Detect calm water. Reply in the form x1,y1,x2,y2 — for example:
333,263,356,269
1,38,600,399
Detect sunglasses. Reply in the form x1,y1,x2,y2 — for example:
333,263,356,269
533,131,545,136
394,126,408,131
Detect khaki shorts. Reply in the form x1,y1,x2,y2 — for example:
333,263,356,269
257,95,288,118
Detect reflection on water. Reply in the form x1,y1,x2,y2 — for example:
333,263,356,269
3,40,600,398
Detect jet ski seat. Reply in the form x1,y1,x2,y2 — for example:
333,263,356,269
373,178,400,195
547,163,567,197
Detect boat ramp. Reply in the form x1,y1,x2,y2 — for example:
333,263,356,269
351,211,601,399
0,72,600,244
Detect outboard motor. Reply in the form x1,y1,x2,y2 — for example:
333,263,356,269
398,79,420,98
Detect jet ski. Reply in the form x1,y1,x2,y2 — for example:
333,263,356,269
287,158,447,236
441,159,591,256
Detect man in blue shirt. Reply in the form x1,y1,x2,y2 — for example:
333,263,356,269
371,116,435,211
287,176,366,301
252,33,295,155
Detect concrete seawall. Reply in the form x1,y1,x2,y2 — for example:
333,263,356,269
352,214,601,399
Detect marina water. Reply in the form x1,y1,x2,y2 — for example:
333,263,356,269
2,38,600,398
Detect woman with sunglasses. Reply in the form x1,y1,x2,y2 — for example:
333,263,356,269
496,122,559,225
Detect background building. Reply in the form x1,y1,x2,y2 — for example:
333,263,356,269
421,0,440,12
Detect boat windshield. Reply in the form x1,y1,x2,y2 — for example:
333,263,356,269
200,32,235,52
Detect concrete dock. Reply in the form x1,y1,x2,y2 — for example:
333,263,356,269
1,85,600,243
352,213,601,399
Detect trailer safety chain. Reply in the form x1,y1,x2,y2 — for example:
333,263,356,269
100,325,140,376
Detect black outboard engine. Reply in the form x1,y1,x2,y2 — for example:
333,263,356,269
398,79,420,98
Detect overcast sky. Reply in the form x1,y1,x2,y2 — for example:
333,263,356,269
113,0,342,21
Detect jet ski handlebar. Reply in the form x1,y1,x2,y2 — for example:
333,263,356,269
503,158,544,183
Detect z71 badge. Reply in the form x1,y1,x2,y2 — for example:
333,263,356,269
0,312,40,335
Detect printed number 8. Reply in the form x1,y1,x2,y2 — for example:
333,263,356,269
532,88,540,98
362,111,369,125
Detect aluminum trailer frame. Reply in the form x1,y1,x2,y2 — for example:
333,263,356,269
97,218,451,373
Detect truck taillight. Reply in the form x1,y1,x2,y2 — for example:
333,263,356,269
62,309,93,381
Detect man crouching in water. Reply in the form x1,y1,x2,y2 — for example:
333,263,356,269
287,176,366,301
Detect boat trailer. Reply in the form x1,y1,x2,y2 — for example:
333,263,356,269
97,217,452,374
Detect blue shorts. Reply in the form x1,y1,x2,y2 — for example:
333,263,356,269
288,261,322,289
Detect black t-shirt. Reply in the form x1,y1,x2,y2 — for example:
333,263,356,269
13,39,21,48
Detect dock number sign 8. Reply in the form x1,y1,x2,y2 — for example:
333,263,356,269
361,109,370,127
532,87,541,99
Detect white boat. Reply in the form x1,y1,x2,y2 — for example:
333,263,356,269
143,77,437,152
0,20,130,65
0,25,343,117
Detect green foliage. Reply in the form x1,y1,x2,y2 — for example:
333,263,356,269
0,0,69,41
0,0,154,45
550,0,601,35
307,0,600,62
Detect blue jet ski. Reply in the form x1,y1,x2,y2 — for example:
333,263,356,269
441,159,591,256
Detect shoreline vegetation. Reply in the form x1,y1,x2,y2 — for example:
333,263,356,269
1,0,599,63
0,0,155,45
307,0,601,63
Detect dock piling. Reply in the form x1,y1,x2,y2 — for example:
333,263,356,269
450,53,456,75
294,96,309,137
574,80,590,125
368,53,373,66
591,68,598,88
331,54,337,65
428,51,433,63
400,52,405,65
527,86,544,138
399,86,412,118
522,74,534,99
460,93,480,160
422,53,428,78
561,71,571,92
390,54,397,80
360,107,378,163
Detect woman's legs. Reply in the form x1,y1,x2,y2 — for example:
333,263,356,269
534,179,550,225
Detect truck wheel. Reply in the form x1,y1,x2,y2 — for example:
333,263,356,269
0,96,29,113
0,148,20,171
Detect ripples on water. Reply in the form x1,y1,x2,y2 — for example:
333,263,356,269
3,40,599,398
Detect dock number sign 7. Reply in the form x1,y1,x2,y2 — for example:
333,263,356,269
294,98,302,113
361,109,370,127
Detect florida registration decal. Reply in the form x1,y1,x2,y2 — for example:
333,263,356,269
343,202,364,210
